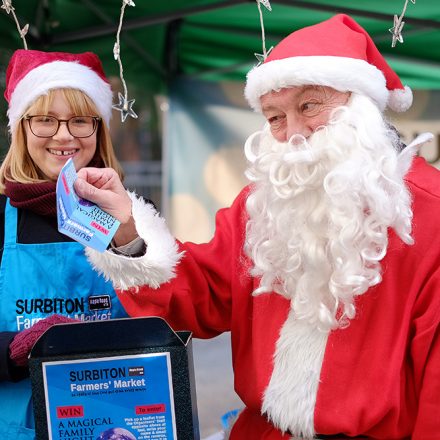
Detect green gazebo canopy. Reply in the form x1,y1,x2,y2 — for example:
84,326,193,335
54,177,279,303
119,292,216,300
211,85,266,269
1,0,440,94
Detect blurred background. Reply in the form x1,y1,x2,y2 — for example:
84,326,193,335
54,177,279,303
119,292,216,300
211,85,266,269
1,1,440,437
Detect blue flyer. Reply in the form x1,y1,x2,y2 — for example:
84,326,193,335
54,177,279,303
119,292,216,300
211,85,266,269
56,158,120,252
42,354,177,440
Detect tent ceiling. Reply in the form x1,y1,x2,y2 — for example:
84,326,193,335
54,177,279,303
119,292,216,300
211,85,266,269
1,0,440,95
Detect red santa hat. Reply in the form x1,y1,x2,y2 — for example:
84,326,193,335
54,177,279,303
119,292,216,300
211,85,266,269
4,49,113,132
245,14,412,113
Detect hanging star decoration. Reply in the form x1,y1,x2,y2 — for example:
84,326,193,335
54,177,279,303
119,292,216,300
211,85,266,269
254,46,273,65
390,0,415,47
254,0,273,66
259,0,272,12
389,14,405,47
113,92,137,122
1,0,29,49
112,0,138,122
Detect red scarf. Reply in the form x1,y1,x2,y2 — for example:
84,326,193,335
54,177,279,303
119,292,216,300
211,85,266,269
4,180,58,217
4,156,105,217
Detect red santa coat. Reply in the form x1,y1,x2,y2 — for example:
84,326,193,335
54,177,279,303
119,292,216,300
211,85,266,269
89,157,440,439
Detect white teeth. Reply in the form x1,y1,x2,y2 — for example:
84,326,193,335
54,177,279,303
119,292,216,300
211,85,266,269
48,149,77,156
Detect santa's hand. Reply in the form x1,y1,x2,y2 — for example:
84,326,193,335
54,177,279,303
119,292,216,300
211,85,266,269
75,168,131,223
75,167,139,246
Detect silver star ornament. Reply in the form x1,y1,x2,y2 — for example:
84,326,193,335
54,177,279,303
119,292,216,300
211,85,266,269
1,0,13,13
254,53,265,65
259,0,272,11
389,14,405,47
254,46,273,66
112,92,138,122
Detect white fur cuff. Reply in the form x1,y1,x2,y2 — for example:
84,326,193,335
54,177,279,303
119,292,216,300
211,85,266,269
86,191,182,290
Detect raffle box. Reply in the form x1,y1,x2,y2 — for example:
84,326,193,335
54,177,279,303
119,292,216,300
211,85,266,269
29,317,200,440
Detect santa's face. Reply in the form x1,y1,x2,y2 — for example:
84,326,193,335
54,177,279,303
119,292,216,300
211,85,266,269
244,93,414,330
260,86,350,141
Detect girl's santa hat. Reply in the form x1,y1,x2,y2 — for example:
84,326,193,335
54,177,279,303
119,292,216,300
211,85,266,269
4,49,113,132
245,14,412,113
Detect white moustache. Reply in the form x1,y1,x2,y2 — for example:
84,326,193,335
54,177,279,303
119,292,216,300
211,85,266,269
245,127,331,166
282,146,330,165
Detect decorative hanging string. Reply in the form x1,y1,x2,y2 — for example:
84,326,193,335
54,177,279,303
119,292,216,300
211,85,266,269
1,0,29,49
389,0,416,47
112,0,138,122
254,0,273,65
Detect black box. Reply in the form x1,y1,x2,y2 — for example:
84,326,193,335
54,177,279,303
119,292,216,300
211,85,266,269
29,317,200,440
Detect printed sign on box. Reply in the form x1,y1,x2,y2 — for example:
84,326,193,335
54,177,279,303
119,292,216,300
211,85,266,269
29,318,200,440
56,158,120,252
43,354,177,440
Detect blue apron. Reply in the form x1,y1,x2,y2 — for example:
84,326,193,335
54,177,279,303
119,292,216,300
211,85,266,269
0,200,127,439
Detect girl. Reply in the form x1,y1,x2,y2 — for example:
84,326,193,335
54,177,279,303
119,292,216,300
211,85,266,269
0,49,128,439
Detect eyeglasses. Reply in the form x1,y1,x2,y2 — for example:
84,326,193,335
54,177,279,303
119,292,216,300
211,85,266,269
24,115,101,138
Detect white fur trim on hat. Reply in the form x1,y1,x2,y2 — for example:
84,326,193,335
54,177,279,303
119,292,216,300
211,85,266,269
245,56,388,112
8,60,113,132
85,191,183,291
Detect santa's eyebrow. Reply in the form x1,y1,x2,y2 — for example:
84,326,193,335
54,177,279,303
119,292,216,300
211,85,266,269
261,86,328,114
297,85,325,98
261,104,279,113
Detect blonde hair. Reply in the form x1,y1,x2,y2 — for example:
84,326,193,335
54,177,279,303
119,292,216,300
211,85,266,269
0,88,123,193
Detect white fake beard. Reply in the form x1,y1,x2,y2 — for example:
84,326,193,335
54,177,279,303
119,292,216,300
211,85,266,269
244,94,415,331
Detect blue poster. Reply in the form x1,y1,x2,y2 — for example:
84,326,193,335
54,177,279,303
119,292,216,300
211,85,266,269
42,354,177,440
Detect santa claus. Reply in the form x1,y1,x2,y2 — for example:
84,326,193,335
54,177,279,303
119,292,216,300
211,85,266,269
79,14,440,440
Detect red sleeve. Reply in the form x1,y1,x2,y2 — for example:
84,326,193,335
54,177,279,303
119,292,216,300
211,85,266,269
412,323,440,439
116,188,250,338
410,263,440,439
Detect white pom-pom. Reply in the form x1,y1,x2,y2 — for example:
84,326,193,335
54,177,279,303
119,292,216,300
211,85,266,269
388,85,413,112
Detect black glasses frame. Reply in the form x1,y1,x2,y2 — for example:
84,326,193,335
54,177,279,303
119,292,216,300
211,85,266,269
24,115,101,138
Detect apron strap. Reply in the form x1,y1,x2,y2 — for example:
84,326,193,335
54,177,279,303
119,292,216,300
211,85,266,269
5,198,18,245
